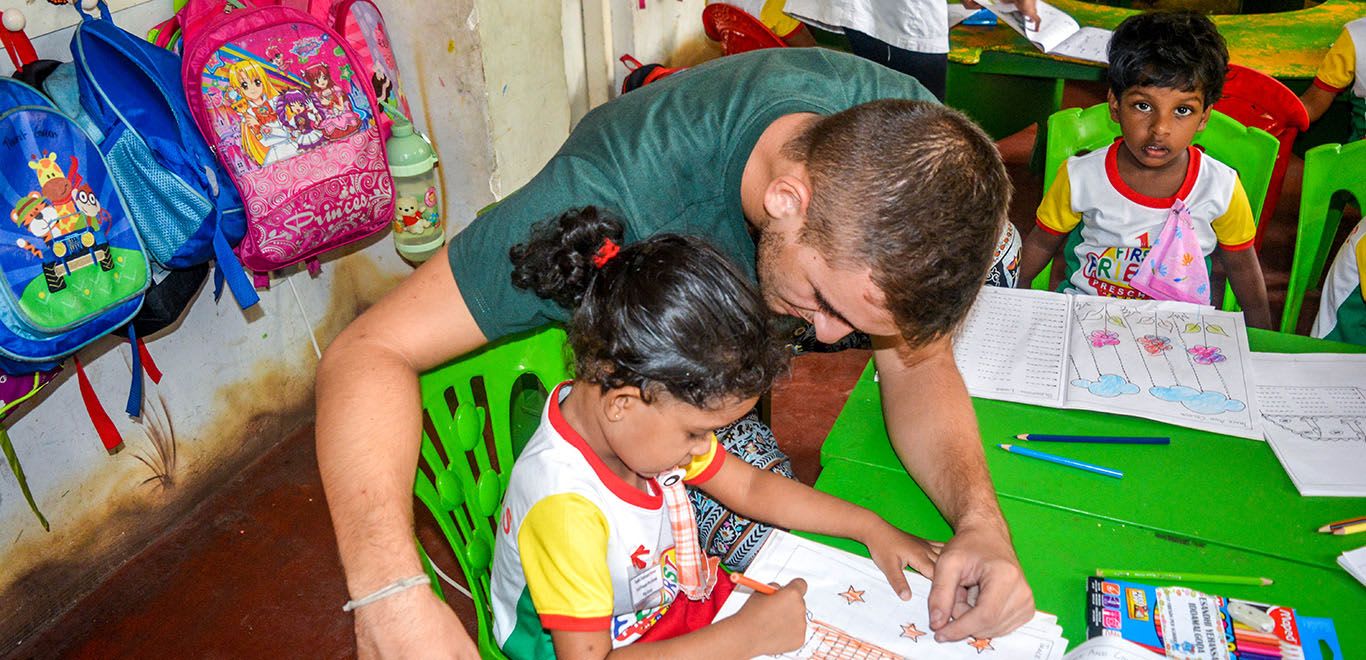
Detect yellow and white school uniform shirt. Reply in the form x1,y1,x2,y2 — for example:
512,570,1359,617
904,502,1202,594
1035,141,1256,299
1311,219,1366,345
1311,18,1366,140
490,383,726,659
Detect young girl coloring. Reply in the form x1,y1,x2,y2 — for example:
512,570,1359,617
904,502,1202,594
489,207,941,659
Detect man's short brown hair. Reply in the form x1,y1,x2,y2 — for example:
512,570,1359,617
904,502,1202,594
786,100,1010,348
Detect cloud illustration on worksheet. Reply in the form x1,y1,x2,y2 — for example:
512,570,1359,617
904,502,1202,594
1149,385,1246,415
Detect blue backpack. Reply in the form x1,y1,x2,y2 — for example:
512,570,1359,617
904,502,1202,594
0,78,151,371
58,0,258,309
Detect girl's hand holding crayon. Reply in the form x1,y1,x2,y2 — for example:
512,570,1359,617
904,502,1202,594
860,520,943,600
732,578,809,656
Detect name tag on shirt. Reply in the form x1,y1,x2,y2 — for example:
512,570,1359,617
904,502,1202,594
628,565,665,609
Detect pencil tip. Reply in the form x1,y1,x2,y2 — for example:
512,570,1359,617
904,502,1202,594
999,444,1013,450
1015,433,1028,440
1318,525,1331,532
1261,578,1273,585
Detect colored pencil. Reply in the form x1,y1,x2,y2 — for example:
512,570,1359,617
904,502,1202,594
998,444,1124,479
1331,521,1366,536
1317,515,1366,533
1016,433,1170,445
1094,569,1273,586
728,571,777,595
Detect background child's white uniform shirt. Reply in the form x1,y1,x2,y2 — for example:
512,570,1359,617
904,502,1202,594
785,0,950,54
1036,141,1255,299
1311,219,1366,344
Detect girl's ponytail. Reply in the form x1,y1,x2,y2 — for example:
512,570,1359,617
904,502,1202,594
510,207,625,310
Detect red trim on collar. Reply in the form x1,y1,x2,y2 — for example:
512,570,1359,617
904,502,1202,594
683,444,726,486
1312,76,1349,94
1105,139,1201,209
548,382,663,510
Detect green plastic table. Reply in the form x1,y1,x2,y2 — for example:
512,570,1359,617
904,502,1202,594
944,0,1365,140
819,329,1366,572
809,457,1364,655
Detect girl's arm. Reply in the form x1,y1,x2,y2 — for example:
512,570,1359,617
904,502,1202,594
1218,246,1272,329
697,458,941,599
548,579,808,660
1017,226,1066,289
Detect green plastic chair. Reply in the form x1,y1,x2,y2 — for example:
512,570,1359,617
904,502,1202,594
1280,140,1366,333
1032,104,1279,312
413,325,571,659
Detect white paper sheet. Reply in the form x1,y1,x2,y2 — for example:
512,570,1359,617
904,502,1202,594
978,0,1111,63
714,531,1068,659
1251,352,1366,496
953,287,1069,406
954,288,1262,439
1338,545,1366,587
1063,637,1166,660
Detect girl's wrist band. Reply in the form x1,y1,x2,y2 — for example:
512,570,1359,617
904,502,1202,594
342,574,431,612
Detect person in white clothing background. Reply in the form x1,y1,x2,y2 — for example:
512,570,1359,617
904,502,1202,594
785,0,1039,99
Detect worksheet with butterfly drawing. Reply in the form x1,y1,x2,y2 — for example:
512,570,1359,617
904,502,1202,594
953,288,1261,439
712,531,1069,660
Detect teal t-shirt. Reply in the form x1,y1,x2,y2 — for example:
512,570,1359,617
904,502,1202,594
448,48,936,341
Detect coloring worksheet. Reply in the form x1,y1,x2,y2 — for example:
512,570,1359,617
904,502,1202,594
713,531,1069,659
1251,352,1366,496
954,288,1261,439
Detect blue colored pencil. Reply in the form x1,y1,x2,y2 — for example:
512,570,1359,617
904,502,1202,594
1016,433,1170,445
998,444,1124,479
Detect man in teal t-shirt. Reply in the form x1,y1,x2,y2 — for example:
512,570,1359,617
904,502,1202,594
318,48,1034,658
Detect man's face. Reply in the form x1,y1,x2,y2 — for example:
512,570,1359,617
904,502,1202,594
756,230,898,343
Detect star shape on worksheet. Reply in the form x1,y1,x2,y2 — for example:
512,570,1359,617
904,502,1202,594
837,585,865,604
900,622,926,641
968,637,995,653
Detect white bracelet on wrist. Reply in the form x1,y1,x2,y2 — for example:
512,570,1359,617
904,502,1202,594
342,574,431,612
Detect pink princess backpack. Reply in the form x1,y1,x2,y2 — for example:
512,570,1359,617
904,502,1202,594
176,0,394,285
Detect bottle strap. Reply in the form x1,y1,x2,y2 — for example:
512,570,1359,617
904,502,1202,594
0,10,38,71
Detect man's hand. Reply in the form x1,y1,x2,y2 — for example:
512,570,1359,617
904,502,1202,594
860,522,943,600
354,587,480,660
924,523,1034,642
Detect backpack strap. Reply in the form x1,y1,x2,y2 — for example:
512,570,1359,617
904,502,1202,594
253,271,271,290
0,425,48,530
125,326,143,418
306,257,321,277
0,10,39,71
73,356,124,454
73,0,113,23
213,225,260,308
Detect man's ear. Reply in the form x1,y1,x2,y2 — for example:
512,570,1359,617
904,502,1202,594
1107,88,1120,123
603,386,645,422
762,173,811,226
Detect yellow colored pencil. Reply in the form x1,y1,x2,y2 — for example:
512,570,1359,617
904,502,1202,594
1317,516,1366,533
1331,521,1366,536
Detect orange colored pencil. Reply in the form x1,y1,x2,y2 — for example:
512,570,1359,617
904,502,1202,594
728,571,778,595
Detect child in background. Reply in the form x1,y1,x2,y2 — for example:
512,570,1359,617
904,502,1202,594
1016,11,1272,329
491,207,941,659
1311,220,1366,345
1300,17,1366,141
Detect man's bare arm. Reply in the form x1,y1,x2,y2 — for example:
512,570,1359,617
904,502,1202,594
316,247,488,658
872,335,1035,641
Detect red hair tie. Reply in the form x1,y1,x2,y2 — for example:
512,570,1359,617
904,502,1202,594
592,238,620,269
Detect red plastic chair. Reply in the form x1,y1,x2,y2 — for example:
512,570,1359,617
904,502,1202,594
702,3,787,55
1213,63,1310,250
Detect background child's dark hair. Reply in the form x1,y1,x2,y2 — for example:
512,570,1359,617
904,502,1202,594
1107,10,1228,107
510,207,789,408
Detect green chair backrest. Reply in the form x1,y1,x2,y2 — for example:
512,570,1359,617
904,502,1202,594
1280,140,1366,333
1034,104,1279,312
413,326,572,659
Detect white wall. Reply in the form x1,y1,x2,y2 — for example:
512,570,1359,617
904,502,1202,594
0,0,498,646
